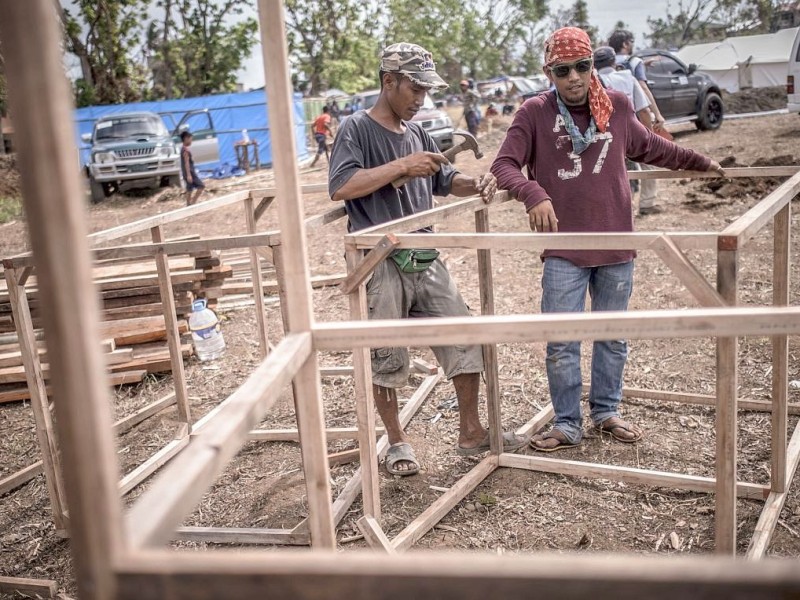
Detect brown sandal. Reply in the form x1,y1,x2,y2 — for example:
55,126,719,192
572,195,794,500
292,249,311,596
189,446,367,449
594,416,643,443
530,429,579,452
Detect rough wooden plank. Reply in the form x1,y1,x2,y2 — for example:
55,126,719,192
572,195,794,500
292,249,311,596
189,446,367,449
259,0,335,549
339,235,399,295
126,333,311,548
115,550,800,600
746,419,800,558
173,527,310,546
0,461,44,496
357,516,396,554
771,203,790,493
0,5,126,597
244,197,269,357
392,456,497,551
499,453,768,500
118,434,191,496
715,249,739,555
0,576,57,598
313,307,800,351
649,235,727,307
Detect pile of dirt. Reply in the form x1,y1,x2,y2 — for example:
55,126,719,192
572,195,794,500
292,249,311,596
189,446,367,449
722,86,787,114
698,154,796,200
0,153,21,199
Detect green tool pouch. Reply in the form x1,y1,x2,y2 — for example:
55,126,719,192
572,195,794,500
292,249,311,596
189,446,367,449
390,249,440,273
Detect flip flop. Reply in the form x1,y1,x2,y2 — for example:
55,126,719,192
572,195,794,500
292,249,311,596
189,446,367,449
530,429,579,453
455,430,531,457
384,442,420,476
594,416,643,443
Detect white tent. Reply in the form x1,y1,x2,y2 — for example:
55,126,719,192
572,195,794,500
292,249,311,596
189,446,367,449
676,27,798,93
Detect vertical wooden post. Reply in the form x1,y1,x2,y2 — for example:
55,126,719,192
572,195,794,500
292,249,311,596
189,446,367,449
5,267,69,531
716,248,739,554
151,226,192,428
271,243,291,334
244,197,270,357
258,0,335,549
771,204,790,492
345,246,380,519
0,2,125,597
475,209,502,454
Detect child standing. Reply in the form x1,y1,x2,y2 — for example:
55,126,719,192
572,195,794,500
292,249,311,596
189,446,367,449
180,131,204,206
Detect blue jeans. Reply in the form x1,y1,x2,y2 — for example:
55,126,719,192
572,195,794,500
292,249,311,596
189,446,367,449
541,258,634,444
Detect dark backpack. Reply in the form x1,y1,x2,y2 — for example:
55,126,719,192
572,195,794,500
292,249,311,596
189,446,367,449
616,55,642,74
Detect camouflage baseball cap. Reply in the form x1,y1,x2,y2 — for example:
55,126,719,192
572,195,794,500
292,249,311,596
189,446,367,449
379,43,448,90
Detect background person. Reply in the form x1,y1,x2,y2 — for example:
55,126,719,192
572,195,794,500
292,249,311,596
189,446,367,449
310,105,333,168
180,131,204,206
609,29,665,216
491,27,725,452
459,79,482,137
329,42,529,476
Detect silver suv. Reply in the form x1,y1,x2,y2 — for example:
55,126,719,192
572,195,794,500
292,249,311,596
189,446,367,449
82,110,220,203
358,90,454,151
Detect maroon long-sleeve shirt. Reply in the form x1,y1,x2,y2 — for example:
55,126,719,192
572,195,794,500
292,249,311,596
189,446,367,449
491,89,711,267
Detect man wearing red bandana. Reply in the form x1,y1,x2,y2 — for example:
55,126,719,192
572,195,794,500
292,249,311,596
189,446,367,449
491,27,725,452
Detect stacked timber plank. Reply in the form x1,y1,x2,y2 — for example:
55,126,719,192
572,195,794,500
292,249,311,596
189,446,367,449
0,253,233,333
0,316,191,404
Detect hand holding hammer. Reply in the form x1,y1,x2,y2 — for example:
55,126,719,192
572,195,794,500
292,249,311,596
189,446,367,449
392,129,483,188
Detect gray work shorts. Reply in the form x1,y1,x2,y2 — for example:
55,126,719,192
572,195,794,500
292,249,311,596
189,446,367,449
366,257,484,388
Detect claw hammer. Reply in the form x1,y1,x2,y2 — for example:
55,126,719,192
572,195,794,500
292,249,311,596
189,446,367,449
391,128,483,188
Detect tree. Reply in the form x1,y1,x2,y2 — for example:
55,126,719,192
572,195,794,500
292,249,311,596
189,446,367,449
145,0,258,98
386,0,549,86
645,0,776,48
0,45,6,154
284,0,383,95
547,0,599,45
59,0,151,107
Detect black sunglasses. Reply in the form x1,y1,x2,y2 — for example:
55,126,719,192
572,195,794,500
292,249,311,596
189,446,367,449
550,58,593,78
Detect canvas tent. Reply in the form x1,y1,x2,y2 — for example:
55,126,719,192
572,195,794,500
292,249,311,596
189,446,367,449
74,89,309,173
676,27,798,93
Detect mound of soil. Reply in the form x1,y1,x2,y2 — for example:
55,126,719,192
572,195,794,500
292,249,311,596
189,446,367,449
722,85,787,114
0,153,21,199
700,153,796,200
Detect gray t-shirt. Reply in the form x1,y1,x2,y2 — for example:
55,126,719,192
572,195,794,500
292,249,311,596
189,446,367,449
328,110,456,232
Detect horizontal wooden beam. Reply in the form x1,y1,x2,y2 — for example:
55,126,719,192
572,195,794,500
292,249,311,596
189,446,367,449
719,170,800,249
746,419,800,559
350,193,513,237
118,435,190,496
0,460,44,495
0,576,57,599
313,307,800,351
250,183,328,199
499,453,769,500
339,234,399,295
116,550,800,599
126,333,312,549
112,393,177,436
89,190,252,246
173,527,310,546
614,386,800,415
247,426,385,442
347,231,719,251
630,166,800,180
392,456,497,551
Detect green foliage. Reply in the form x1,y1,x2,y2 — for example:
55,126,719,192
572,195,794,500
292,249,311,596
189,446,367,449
547,0,599,46
0,196,22,225
284,0,383,95
60,0,151,107
646,0,777,48
146,0,259,99
385,0,548,86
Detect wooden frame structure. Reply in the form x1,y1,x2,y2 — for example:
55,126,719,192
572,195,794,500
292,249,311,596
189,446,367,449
0,177,450,545
2,1,800,598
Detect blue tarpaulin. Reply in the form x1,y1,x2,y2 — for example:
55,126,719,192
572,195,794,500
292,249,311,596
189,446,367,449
74,89,310,173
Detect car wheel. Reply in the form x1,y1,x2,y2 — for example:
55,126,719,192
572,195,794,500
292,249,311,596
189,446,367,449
696,92,724,131
89,177,106,204
167,174,181,188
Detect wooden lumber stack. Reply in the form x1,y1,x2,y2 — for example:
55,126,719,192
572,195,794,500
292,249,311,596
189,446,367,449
0,253,233,333
0,315,190,404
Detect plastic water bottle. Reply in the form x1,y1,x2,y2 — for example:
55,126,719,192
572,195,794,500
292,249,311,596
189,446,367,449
189,299,226,361
241,129,249,143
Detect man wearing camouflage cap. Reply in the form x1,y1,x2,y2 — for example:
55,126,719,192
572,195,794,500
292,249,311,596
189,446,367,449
329,42,530,476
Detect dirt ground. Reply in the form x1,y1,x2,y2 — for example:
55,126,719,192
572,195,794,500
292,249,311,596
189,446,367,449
2,106,800,596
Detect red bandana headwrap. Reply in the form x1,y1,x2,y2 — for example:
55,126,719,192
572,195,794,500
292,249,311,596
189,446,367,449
544,27,613,132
